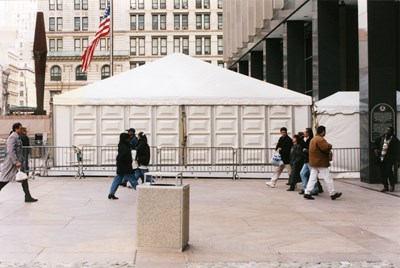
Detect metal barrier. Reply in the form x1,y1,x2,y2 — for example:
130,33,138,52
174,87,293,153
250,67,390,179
158,147,236,178
0,145,362,178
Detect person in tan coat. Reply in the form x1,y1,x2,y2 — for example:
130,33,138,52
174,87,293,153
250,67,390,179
304,125,342,200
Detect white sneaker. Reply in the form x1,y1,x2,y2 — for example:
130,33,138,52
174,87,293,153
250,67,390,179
265,182,275,188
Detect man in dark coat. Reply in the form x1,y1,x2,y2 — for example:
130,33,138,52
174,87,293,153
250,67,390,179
265,127,293,188
373,126,400,192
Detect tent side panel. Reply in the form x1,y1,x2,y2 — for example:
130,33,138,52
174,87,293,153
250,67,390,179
241,106,266,148
128,106,152,145
155,106,180,147
268,106,292,148
54,105,71,147
73,106,97,147
214,106,238,148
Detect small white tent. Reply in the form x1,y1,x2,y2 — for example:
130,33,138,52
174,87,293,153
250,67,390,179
53,53,311,151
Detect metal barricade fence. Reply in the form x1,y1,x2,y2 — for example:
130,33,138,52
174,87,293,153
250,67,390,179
158,147,236,178
0,145,362,178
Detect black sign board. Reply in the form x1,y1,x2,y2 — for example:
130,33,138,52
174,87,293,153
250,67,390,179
370,103,395,142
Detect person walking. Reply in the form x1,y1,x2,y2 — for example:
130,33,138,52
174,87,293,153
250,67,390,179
19,127,30,174
299,128,323,195
265,127,293,188
373,126,400,192
0,123,37,202
304,125,342,200
135,132,151,184
287,135,304,191
108,133,139,200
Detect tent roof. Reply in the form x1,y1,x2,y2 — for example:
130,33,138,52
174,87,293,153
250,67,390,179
315,92,360,114
315,91,400,114
54,53,311,106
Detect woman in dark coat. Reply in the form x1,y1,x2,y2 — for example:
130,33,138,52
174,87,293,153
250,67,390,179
287,135,304,191
134,132,150,183
108,133,138,199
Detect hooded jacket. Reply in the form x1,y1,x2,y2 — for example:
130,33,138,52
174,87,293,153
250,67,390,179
135,134,150,166
116,133,133,174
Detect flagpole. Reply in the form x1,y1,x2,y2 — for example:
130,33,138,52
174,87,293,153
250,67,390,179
110,0,114,76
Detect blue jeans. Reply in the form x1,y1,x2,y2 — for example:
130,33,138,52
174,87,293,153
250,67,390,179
109,173,138,195
300,163,318,194
135,168,150,183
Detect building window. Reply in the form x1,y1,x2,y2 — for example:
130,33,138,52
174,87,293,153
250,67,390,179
204,0,210,8
130,37,137,55
76,66,87,80
49,17,55,31
196,14,202,29
74,17,81,31
218,14,223,29
218,0,222,9
152,15,158,30
204,37,211,55
204,14,210,29
100,0,106,9
196,0,201,8
195,37,202,55
130,61,145,69
160,15,166,30
20,101,24,106
130,0,136,9
218,61,224,68
139,38,145,55
152,0,158,9
196,14,211,30
74,0,80,10
130,15,137,30
82,0,88,10
174,15,180,30
57,17,63,31
100,38,109,51
217,36,223,55
82,17,88,31
174,37,189,54
50,65,62,81
20,91,24,97
138,0,144,9
152,37,167,55
152,38,158,55
20,72,24,77
160,0,166,9
19,82,24,87
49,38,63,51
182,0,188,9
49,0,55,10
57,0,63,10
74,38,88,51
101,65,110,79
138,15,145,30
174,14,188,30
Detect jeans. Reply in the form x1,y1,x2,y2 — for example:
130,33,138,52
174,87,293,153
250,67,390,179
109,173,138,195
300,163,318,194
135,168,150,183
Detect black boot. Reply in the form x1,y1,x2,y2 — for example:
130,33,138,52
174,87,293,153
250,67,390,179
21,180,38,202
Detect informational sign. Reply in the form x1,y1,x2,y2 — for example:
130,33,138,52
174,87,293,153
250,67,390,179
370,103,395,142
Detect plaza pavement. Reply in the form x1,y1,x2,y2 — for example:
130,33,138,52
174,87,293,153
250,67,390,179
0,176,399,268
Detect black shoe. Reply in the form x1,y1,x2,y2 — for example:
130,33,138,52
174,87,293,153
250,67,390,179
108,194,119,200
390,186,395,192
119,182,127,187
330,192,342,200
25,197,38,203
287,187,295,191
303,194,314,200
311,192,319,196
286,182,290,185
381,187,389,192
298,190,304,195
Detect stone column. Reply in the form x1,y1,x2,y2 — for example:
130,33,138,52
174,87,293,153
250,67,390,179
286,21,306,94
359,0,399,183
249,51,263,80
265,38,283,86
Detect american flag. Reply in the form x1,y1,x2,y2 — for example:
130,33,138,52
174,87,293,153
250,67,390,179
81,0,111,72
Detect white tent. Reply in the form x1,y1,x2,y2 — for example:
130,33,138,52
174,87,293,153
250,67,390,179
54,53,310,106
53,53,311,172
315,91,400,148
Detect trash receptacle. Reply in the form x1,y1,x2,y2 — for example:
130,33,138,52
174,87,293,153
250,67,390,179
32,133,43,158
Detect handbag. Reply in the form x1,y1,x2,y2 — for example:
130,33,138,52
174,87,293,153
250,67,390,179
270,151,283,166
16,168,28,181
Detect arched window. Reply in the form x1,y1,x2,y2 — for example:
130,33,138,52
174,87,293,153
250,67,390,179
76,65,87,81
101,65,110,80
50,65,62,81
